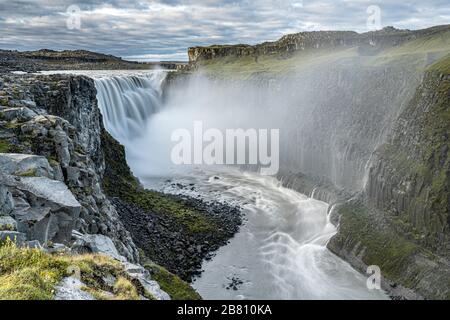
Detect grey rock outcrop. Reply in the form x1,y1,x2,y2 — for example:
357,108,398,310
326,62,450,299
71,231,171,300
1,107,37,121
0,74,139,262
1,171,81,244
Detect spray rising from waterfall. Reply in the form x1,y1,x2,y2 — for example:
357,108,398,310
91,70,390,299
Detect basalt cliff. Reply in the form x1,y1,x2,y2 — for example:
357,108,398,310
181,25,450,299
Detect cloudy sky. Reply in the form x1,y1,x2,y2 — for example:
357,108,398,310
0,0,449,61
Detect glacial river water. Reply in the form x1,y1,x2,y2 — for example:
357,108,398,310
44,70,388,299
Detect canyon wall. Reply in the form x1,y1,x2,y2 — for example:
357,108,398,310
181,26,450,299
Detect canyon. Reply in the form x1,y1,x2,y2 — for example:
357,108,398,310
0,24,449,300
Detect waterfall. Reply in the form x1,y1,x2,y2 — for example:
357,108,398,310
88,69,389,299
94,71,167,142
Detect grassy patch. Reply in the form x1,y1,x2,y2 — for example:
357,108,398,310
381,30,450,57
0,240,144,300
0,240,68,299
195,30,450,78
145,263,201,300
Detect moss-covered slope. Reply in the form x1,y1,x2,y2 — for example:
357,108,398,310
328,55,450,300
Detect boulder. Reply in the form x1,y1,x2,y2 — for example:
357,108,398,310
19,100,37,109
0,153,54,178
9,176,81,244
52,128,71,168
138,277,171,300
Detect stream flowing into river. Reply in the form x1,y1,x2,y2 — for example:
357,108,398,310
49,70,388,299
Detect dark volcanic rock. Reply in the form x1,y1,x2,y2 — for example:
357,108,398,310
111,196,241,282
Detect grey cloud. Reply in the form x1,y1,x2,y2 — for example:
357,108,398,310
0,0,448,61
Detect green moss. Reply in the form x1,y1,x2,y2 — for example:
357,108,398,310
0,240,144,300
373,65,450,249
5,121,22,130
47,157,60,168
145,263,201,300
0,224,15,232
0,97,8,106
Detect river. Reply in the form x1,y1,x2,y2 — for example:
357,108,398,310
43,69,388,300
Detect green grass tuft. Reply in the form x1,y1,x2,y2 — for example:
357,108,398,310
145,263,202,300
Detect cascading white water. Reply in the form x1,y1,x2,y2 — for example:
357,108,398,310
151,170,387,300
94,71,166,141
92,70,388,300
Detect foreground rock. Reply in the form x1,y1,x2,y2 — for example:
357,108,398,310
0,74,138,261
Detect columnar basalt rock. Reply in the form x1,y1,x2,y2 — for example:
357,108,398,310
0,74,139,262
